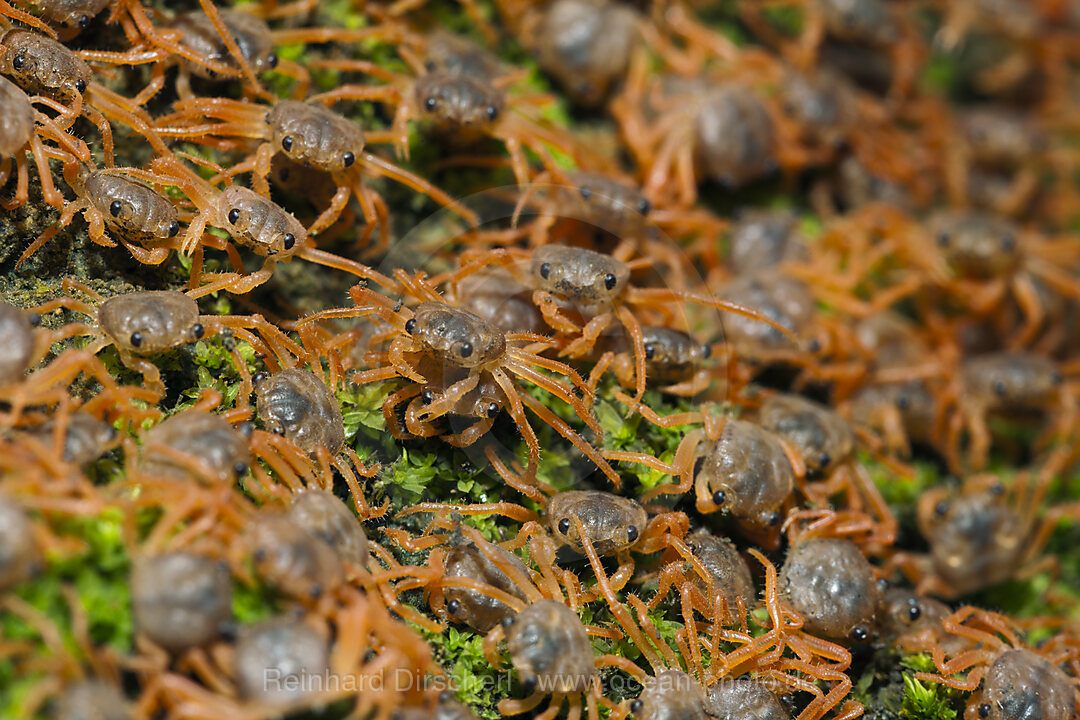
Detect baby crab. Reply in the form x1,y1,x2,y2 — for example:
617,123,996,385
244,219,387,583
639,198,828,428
155,96,476,237
593,325,715,397
30,280,293,398
705,676,792,720
918,607,1079,720
16,162,182,268
494,599,600,718
779,534,881,645
501,0,641,107
437,537,531,633
943,107,1046,217
0,27,178,163
285,489,369,571
449,244,794,408
131,551,233,654
139,410,252,485
615,69,779,206
648,527,756,625
759,393,897,548
610,416,800,548
628,669,712,720
303,282,615,500
26,410,118,468
712,270,817,370
140,154,394,299
129,8,284,104
254,368,345,456
233,615,331,707
725,209,809,276
314,31,580,186
0,74,91,210
924,211,1080,349
740,0,922,101
891,471,1080,599
0,493,41,591
246,511,345,602
934,350,1074,473
547,490,648,558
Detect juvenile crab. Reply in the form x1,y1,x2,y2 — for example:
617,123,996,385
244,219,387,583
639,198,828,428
138,154,395,298
155,96,477,237
16,162,182,267
0,74,91,210
131,551,233,655
607,415,801,548
302,280,616,500
890,470,1080,598
778,518,882,645
310,32,581,186
921,211,1080,349
30,280,295,398
759,393,897,548
917,607,1080,720
444,244,794,408
933,350,1074,473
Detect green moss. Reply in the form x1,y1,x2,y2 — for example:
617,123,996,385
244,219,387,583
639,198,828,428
901,675,961,720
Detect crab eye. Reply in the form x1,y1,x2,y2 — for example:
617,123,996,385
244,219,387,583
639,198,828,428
459,341,473,358
421,391,434,404
643,343,655,360
424,96,437,111
485,105,498,120
486,402,499,418
281,135,293,151
907,605,921,622
342,152,355,167
267,53,279,69
819,452,831,467
850,626,869,643
11,53,25,70
626,526,638,542
712,490,726,506
234,462,248,476
557,518,571,534
77,14,90,27
167,221,180,237
978,704,991,719
630,700,643,715
579,185,591,200
405,318,416,334
637,198,650,214
604,273,617,290
702,344,711,359
129,331,143,348
75,79,87,94
501,615,515,628
446,598,461,614
191,323,205,339
934,501,948,516
765,511,782,526
282,233,296,250
109,200,123,217
228,208,240,224
539,262,551,279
